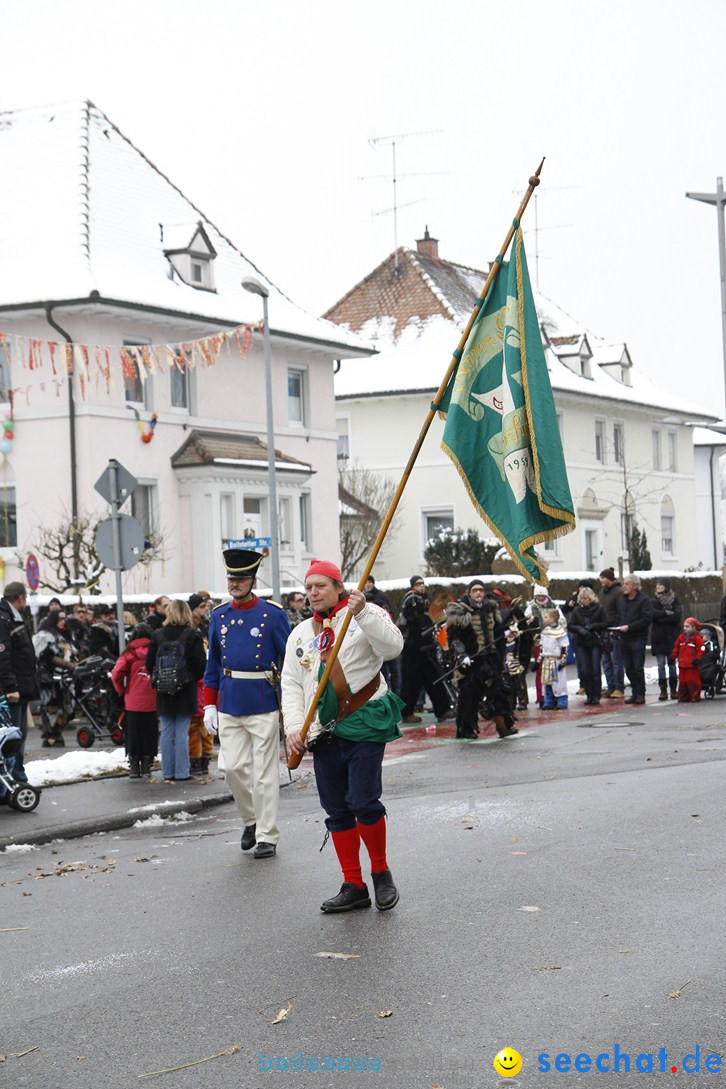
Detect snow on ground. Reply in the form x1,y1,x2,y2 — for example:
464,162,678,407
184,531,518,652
26,748,129,786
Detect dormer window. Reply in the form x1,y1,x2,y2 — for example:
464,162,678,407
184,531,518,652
162,220,217,291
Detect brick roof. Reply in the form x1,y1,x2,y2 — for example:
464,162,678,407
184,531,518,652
324,247,491,341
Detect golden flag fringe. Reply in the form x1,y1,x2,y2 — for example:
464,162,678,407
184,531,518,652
0,322,262,404
287,159,546,770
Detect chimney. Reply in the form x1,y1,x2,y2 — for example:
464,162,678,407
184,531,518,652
416,225,439,259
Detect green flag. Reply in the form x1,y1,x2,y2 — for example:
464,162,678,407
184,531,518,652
440,229,575,584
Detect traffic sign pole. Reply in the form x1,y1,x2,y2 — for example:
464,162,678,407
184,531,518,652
108,460,127,654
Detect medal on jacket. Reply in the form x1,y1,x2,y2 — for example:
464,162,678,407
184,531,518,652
316,620,335,654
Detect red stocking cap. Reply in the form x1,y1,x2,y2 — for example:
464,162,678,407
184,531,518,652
305,558,343,583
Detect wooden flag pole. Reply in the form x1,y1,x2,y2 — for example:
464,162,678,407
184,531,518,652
287,158,545,769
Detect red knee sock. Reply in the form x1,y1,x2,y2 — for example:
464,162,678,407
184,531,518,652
331,827,364,888
357,816,388,873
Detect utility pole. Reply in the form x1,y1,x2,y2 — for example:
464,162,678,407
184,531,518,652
686,177,726,421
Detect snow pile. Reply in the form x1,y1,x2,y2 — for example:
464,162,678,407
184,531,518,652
26,748,129,787
133,811,193,828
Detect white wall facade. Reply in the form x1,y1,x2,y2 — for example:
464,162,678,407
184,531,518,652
1,305,340,595
337,388,703,580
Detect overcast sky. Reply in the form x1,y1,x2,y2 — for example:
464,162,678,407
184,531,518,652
4,0,726,417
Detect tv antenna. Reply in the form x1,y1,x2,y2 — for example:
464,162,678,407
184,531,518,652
512,184,579,288
363,129,445,274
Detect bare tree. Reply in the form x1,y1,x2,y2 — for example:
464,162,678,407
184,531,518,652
585,447,674,572
34,511,105,594
338,460,400,581
32,510,167,594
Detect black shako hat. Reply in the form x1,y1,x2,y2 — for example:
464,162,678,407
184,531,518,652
223,548,264,579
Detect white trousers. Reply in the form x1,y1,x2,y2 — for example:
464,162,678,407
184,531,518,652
218,711,280,844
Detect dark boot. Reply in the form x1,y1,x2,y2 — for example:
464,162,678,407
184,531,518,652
320,882,372,913
140,756,152,778
670,679,678,699
199,755,211,776
371,869,399,911
128,757,141,778
658,682,668,702
189,757,202,776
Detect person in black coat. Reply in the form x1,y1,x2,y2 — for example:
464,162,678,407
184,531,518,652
563,578,596,694
399,576,453,723
145,599,206,781
0,582,38,788
617,574,653,704
650,577,682,700
566,587,608,705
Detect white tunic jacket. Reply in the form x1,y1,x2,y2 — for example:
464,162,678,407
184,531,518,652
281,602,403,743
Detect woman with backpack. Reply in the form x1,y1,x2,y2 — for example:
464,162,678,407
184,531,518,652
111,623,158,779
145,600,206,782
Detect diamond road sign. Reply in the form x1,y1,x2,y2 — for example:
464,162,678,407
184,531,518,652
95,514,145,571
94,460,138,508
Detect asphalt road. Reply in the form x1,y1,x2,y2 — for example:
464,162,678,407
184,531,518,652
3,701,726,1089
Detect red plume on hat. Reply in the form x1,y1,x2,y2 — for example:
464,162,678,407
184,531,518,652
305,558,343,583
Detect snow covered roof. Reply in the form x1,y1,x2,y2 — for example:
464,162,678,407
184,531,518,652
331,242,717,422
693,426,726,447
0,100,371,357
171,430,313,474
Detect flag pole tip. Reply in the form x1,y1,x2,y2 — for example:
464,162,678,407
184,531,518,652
530,157,546,185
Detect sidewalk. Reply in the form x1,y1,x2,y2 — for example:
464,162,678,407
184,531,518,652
0,691,684,850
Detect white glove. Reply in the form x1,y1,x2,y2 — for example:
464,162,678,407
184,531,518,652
460,656,472,669
203,705,219,736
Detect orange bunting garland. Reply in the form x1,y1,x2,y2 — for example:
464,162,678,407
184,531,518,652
0,322,258,404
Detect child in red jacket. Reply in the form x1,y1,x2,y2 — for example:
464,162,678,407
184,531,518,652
111,623,158,777
671,617,705,702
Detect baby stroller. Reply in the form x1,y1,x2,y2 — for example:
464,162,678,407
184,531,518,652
56,656,125,748
699,620,726,699
0,699,41,812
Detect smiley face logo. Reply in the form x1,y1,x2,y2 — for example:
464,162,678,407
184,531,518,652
493,1047,523,1077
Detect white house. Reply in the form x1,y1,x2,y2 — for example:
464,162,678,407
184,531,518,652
0,100,373,595
327,230,720,579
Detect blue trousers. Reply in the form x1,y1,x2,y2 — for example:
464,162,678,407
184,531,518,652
578,645,603,701
313,737,386,833
159,713,191,779
655,653,677,685
9,699,29,783
602,639,624,692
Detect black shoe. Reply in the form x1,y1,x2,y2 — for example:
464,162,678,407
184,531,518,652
253,841,276,859
240,823,257,851
498,727,519,737
320,882,372,913
624,696,636,704
440,709,456,721
371,869,399,911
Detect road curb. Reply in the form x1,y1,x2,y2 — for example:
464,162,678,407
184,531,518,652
0,790,234,851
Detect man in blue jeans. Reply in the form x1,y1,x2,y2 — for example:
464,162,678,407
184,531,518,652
0,582,38,790
617,574,652,704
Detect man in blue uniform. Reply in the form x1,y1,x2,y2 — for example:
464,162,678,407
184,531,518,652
203,549,290,859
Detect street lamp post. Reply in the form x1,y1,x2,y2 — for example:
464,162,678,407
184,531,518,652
242,277,281,602
686,177,726,421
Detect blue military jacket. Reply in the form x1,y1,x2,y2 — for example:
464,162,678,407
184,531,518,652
204,595,290,716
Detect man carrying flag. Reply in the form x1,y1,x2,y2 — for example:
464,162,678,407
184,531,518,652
440,228,575,583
